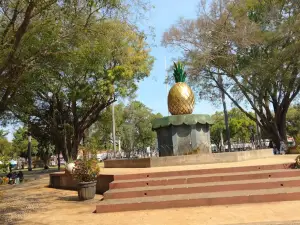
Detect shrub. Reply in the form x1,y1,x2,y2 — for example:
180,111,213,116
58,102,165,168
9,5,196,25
0,177,9,185
72,158,100,182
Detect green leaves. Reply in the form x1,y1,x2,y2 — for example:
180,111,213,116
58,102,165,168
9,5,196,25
89,101,162,152
0,138,12,159
210,108,256,151
12,127,38,158
173,61,186,83
163,0,300,145
73,158,100,182
1,0,153,160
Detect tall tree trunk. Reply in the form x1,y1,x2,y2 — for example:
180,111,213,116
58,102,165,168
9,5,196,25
219,75,232,152
272,109,288,151
70,131,82,160
55,146,60,171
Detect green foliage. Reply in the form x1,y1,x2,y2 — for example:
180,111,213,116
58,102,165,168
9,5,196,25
121,101,162,151
295,155,300,169
73,158,100,182
0,130,8,138
287,105,300,138
228,108,256,143
163,0,300,146
89,101,162,152
210,108,256,151
10,5,153,161
210,112,225,151
0,129,12,172
0,138,12,158
173,62,186,83
0,0,143,114
89,103,125,150
12,127,38,158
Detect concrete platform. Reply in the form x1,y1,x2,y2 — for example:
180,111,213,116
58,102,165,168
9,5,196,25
104,149,274,168
105,176,300,199
97,188,300,213
100,155,297,175
49,155,297,195
96,159,300,213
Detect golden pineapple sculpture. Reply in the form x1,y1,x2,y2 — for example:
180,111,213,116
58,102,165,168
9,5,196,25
168,62,195,115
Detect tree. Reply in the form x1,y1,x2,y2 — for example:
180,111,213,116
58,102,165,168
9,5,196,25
228,108,256,144
12,127,38,158
0,137,12,172
0,0,127,115
286,105,300,138
12,4,153,162
0,129,12,170
121,101,162,152
0,137,12,158
0,129,8,138
89,103,126,150
210,112,225,151
162,0,300,147
89,101,162,155
210,108,256,151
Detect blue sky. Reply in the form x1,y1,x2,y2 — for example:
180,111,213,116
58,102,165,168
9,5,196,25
135,0,222,116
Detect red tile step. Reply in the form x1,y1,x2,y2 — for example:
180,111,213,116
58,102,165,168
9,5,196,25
109,169,300,189
113,163,293,181
96,187,300,213
104,176,300,199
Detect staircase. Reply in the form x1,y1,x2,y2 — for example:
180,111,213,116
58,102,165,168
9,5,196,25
96,163,300,213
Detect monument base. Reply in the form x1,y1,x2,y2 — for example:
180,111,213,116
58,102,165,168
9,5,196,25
104,149,274,168
152,114,213,156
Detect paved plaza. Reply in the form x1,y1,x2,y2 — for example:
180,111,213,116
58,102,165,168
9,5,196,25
1,155,300,225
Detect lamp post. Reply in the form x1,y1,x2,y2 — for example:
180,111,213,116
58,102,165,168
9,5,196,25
27,131,32,171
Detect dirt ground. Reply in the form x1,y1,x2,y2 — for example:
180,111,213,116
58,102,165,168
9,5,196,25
1,155,300,225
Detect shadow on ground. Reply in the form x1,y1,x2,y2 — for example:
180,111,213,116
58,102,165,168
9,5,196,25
57,195,81,202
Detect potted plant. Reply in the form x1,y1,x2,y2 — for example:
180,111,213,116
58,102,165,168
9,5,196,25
72,158,100,200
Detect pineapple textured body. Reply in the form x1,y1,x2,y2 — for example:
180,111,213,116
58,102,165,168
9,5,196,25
168,82,195,115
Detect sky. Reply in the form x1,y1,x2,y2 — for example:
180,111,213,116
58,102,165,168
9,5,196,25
4,0,226,141
135,0,222,117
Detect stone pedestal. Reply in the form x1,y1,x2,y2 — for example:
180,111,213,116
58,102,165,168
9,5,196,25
152,114,213,157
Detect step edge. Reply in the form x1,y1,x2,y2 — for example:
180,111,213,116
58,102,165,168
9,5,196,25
112,163,294,180
101,187,300,205
96,191,300,213
110,169,300,184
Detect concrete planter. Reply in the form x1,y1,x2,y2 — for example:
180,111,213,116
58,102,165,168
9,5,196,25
78,181,97,200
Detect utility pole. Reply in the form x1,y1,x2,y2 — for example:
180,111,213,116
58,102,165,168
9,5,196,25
112,102,116,158
165,56,169,116
217,0,231,152
27,131,32,171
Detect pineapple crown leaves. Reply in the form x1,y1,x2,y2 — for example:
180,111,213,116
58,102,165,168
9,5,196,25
173,61,187,83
